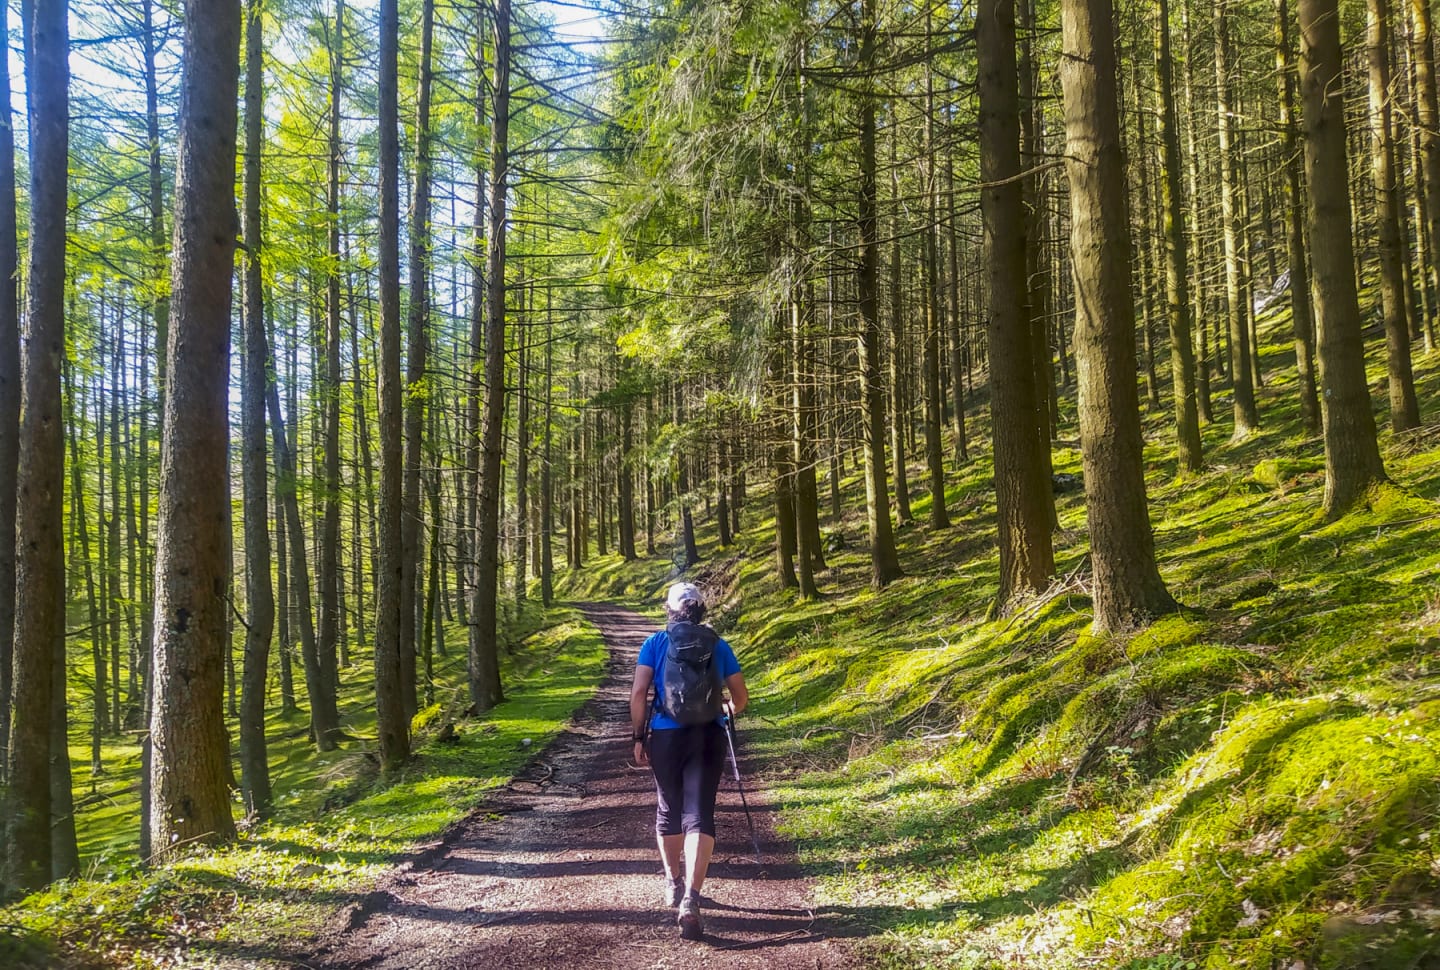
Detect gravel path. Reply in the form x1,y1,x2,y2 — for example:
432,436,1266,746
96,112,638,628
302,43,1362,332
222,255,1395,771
302,602,858,970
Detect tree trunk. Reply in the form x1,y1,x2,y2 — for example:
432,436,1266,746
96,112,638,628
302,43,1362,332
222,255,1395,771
66,372,103,778
1020,0,1056,445
1299,0,1389,515
922,35,949,531
616,389,635,560
980,0,1055,610
8,0,69,891
312,0,348,741
1180,0,1212,424
1411,0,1440,350
107,313,123,735
1059,0,1179,631
946,153,971,458
238,0,273,821
856,0,903,588
0,0,19,786
470,0,510,713
266,379,336,747
149,0,241,858
1368,0,1421,431
1276,0,1322,433
887,126,913,526
541,301,554,605
374,0,411,768
1156,0,1203,472
792,285,823,595
399,0,434,720
1215,0,1258,436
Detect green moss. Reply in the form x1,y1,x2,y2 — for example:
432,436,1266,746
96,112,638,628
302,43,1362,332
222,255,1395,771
712,306,1440,968
3,609,609,965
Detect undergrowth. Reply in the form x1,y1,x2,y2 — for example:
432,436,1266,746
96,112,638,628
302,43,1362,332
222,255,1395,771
0,606,607,968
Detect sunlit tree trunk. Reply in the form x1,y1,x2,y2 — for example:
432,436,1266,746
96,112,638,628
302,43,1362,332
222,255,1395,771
887,125,913,525
373,0,411,768
1367,0,1421,431
980,0,1055,609
0,0,20,788
922,25,949,530
470,0,510,713
1060,0,1178,631
1276,0,1321,433
316,0,347,731
856,0,902,588
149,0,242,858
1156,0,1203,472
1299,0,1389,515
400,0,434,718
8,0,70,890
1214,0,1258,436
1411,0,1440,351
238,0,272,821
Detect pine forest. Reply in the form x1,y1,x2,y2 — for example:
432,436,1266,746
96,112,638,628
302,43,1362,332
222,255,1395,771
2,0,1440,965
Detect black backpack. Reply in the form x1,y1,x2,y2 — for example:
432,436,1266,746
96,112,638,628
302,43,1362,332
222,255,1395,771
659,621,723,725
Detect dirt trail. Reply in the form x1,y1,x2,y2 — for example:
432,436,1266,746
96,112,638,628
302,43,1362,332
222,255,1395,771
303,602,858,970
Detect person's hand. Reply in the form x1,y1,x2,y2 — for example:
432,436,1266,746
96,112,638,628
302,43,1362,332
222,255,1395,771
633,740,648,766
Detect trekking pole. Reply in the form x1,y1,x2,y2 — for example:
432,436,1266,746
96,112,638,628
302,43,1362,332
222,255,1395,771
722,712,763,865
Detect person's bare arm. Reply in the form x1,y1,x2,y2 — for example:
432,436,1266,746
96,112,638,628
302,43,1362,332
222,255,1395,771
630,665,654,764
724,671,748,717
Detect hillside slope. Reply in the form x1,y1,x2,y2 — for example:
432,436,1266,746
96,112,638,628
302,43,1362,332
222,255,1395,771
586,321,1440,969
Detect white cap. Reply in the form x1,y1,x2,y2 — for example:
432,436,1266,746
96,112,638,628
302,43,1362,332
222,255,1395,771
665,582,703,612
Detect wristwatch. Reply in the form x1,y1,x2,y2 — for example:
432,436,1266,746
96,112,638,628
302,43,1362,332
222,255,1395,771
632,730,646,741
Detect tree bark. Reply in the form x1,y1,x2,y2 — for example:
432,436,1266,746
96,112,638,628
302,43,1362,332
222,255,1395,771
855,0,903,588
313,0,348,739
266,379,336,747
8,0,69,891
1299,0,1389,515
400,0,434,719
1059,0,1178,631
0,0,20,789
470,0,510,713
541,296,555,605
887,126,913,526
922,29,949,531
1156,0,1203,472
979,0,1055,609
148,0,241,858
1411,0,1440,349
1368,0,1421,431
374,0,411,768
238,0,273,821
1276,0,1321,433
1180,0,1212,424
1214,0,1258,436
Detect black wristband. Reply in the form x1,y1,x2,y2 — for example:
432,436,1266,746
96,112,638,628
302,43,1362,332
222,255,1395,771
632,730,646,741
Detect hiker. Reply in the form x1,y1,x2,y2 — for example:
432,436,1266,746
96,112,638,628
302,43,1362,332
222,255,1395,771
629,582,748,940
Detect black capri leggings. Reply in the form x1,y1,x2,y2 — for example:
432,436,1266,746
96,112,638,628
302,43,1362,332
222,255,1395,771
648,723,726,838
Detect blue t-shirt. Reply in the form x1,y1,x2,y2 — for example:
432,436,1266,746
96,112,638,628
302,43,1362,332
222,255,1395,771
638,628,741,731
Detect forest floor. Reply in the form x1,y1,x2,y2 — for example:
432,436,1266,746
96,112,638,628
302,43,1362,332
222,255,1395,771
292,601,856,970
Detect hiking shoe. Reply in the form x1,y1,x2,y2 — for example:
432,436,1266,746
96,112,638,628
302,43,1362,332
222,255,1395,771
663,876,685,908
677,892,703,940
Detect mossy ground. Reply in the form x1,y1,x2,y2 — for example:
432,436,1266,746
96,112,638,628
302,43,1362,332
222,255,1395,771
0,604,608,968
576,310,1440,967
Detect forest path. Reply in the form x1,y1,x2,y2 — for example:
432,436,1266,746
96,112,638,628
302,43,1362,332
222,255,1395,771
301,601,857,970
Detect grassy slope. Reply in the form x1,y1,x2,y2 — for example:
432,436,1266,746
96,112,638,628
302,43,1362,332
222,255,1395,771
573,312,1440,968
1,605,608,968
